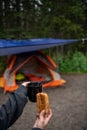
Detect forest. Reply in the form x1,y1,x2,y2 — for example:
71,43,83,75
0,0,87,73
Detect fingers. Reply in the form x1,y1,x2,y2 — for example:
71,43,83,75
46,109,52,119
37,110,46,121
36,109,53,121
39,109,52,119
49,109,53,117
36,113,40,119
22,81,30,87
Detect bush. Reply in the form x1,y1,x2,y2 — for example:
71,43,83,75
58,51,87,73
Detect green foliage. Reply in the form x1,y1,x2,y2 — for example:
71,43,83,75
45,16,85,38
58,51,87,73
0,0,86,39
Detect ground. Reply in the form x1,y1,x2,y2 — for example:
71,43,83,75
0,74,87,130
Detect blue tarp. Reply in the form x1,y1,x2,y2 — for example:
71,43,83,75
0,38,79,56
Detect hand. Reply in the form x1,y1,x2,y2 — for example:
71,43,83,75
33,109,52,130
22,81,30,87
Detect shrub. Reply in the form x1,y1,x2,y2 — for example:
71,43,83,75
58,51,87,73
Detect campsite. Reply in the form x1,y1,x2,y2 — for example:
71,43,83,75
0,1,87,130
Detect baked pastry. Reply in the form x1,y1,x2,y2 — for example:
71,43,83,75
36,92,50,113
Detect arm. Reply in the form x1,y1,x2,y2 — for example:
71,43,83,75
0,84,28,130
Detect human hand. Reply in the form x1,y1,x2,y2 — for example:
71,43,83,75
33,109,52,130
22,82,42,102
22,81,30,87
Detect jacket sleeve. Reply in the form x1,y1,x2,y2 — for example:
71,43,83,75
0,85,28,130
32,128,42,130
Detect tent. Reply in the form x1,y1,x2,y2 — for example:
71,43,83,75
1,51,66,92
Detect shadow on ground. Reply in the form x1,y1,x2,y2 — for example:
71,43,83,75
0,74,87,130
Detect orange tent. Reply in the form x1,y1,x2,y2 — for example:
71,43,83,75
1,51,66,92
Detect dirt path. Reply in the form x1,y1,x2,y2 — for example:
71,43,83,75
0,74,87,130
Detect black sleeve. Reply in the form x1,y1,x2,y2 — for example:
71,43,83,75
0,85,28,130
32,128,42,130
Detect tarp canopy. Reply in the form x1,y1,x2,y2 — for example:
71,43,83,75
0,38,79,56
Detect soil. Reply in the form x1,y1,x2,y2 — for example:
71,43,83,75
0,74,87,130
